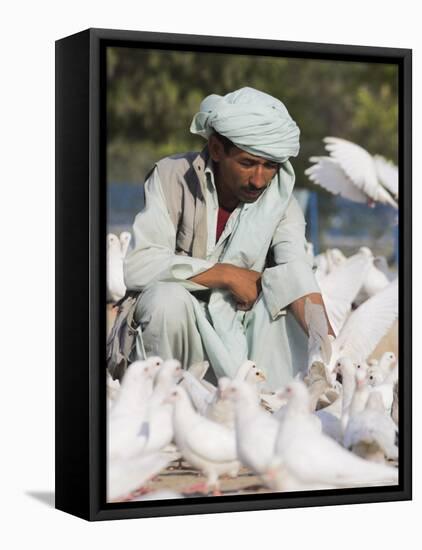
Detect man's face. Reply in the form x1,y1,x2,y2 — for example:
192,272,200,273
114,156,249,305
209,136,279,207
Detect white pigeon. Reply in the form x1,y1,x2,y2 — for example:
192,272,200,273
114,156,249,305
107,452,172,502
344,391,398,463
353,247,390,305
319,249,372,335
181,359,263,417
375,351,398,381
206,369,267,429
166,386,240,495
306,137,398,208
367,367,396,414
304,361,334,412
119,231,132,257
314,248,347,282
107,233,126,303
142,359,183,454
108,357,163,460
348,367,371,419
223,380,282,479
312,357,357,441
267,380,398,491
327,278,398,375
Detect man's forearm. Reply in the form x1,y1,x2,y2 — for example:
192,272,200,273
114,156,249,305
189,263,229,289
289,292,336,338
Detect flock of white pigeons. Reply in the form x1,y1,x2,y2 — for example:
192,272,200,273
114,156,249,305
106,137,399,502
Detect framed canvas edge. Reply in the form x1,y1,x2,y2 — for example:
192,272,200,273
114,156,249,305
55,27,412,522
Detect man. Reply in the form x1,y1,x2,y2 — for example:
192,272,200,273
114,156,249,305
123,87,333,389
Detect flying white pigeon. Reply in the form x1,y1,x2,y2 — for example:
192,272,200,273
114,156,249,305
305,137,398,208
267,380,398,491
107,233,126,302
327,278,398,374
166,386,240,495
319,250,373,335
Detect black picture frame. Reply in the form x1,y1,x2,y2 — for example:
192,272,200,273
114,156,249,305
55,27,412,521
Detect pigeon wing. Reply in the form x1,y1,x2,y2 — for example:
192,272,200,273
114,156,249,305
324,137,398,208
320,253,372,334
334,278,398,363
305,156,368,203
373,155,399,198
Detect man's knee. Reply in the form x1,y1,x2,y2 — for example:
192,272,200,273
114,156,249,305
136,282,193,329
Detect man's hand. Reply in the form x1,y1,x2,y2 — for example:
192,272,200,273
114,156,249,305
223,265,262,310
189,263,262,311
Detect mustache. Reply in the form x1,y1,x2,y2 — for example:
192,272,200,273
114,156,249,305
245,185,267,192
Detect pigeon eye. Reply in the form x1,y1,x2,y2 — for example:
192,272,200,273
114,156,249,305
357,365,361,369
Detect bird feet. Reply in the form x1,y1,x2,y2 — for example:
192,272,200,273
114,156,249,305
183,482,209,495
115,485,151,502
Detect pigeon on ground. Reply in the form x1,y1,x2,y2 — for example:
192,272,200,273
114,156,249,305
165,386,240,495
107,452,173,502
344,390,398,463
108,357,163,460
223,380,282,478
266,380,398,491
142,359,183,454
206,369,266,429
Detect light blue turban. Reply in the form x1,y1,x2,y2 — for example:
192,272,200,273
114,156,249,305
190,87,300,163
